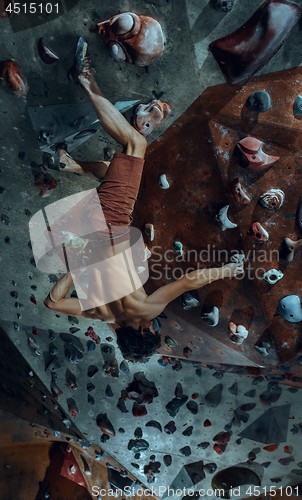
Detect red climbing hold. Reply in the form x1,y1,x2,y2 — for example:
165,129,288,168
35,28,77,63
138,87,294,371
263,443,279,452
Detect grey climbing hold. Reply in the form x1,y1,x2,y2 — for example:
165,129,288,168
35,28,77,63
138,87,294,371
213,0,234,11
278,295,302,323
247,90,271,112
293,95,302,116
159,174,170,189
181,292,200,310
201,306,219,327
173,240,183,256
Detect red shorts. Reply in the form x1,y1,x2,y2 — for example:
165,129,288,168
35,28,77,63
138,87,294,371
97,152,145,226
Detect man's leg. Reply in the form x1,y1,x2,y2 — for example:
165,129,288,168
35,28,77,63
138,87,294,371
78,69,147,159
58,150,110,179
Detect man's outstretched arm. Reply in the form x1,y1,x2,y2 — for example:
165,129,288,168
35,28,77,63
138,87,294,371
44,272,85,316
144,263,243,316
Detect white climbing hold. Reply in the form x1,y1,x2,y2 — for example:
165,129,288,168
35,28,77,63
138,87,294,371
216,205,237,231
159,174,170,189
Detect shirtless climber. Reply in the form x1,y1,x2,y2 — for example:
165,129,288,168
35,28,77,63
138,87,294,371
43,38,244,361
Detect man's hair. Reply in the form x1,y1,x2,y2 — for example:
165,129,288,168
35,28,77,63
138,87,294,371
116,326,161,362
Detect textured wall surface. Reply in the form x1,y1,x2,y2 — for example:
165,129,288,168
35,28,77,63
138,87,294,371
1,0,302,498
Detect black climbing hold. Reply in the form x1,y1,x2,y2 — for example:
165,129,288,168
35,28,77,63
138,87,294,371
128,439,149,453
175,382,183,398
186,400,198,415
69,327,80,334
117,398,129,413
205,384,223,407
213,0,234,11
248,451,257,461
134,427,143,439
197,442,210,449
146,420,162,432
120,360,130,374
87,365,99,378
163,455,172,466
166,395,188,417
134,453,140,459
247,90,271,113
131,463,140,469
182,426,193,436
179,446,191,456
119,428,125,433
10,291,18,298
87,340,96,351
164,421,176,434
244,389,256,398
252,376,264,385
68,315,79,325
88,394,95,405
204,463,217,473
241,403,256,412
87,383,95,392
105,384,113,397
213,371,224,379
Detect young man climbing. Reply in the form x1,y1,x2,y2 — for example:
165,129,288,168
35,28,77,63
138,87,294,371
44,38,244,361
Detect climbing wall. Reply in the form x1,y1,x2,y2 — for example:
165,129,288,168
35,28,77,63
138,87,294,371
133,66,302,367
1,0,302,497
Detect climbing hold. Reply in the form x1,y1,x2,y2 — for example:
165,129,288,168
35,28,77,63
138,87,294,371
134,100,172,136
105,385,113,397
216,205,237,231
166,395,188,417
247,90,271,113
179,446,191,457
241,403,256,412
128,439,149,452
163,455,172,466
120,360,130,374
96,413,115,436
146,420,162,432
164,336,178,348
248,222,269,242
158,174,170,189
293,95,302,116
281,237,302,262
228,322,249,345
164,421,176,434
181,292,200,310
213,0,234,12
117,399,129,414
205,384,223,407
231,178,251,205
278,295,302,323
201,306,219,327
237,137,279,171
173,240,183,256
183,346,192,358
87,365,99,378
228,382,238,396
85,326,100,344
0,59,29,97
132,402,147,417
144,223,154,241
182,426,193,436
209,0,302,85
204,463,217,473
38,38,59,64
244,389,256,397
67,398,78,417
186,400,198,415
203,419,212,427
259,189,284,210
197,441,210,449
262,269,283,285
98,12,165,66
87,340,96,352
254,345,269,357
175,382,183,399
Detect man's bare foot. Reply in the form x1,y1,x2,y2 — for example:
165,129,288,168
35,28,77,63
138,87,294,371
221,262,244,279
